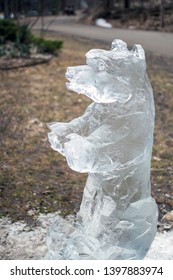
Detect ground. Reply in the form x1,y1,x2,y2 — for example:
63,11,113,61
0,213,173,259
0,34,173,230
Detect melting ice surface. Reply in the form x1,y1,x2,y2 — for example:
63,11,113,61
46,39,158,259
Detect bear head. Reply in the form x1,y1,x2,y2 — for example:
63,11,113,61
66,39,146,103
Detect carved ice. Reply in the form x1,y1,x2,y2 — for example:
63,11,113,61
46,39,158,260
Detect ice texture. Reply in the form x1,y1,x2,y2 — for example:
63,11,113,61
46,39,158,260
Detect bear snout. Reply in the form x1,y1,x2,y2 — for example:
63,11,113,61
65,65,92,83
65,67,75,81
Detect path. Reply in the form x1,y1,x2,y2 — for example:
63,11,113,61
34,16,173,57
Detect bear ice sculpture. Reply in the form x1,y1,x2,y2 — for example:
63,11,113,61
46,39,158,260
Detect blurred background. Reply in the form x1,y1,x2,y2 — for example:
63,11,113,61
0,0,173,30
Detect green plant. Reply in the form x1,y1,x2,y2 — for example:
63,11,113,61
16,24,33,45
0,19,63,57
32,37,63,55
0,19,18,43
0,46,5,56
14,43,31,57
0,19,33,44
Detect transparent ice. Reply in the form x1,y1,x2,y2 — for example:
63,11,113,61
46,39,158,260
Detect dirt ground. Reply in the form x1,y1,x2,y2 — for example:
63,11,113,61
0,35,173,228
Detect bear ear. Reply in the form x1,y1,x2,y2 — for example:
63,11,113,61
111,39,128,51
132,44,145,60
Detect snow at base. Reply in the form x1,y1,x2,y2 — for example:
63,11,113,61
0,213,172,260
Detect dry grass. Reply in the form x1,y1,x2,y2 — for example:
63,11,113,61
0,35,172,223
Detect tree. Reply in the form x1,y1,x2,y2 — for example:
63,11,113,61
104,0,114,11
4,0,10,18
160,0,165,28
124,0,130,9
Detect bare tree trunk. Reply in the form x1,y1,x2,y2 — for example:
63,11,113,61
40,0,44,38
105,0,112,10
124,0,130,9
14,0,19,22
123,0,130,22
140,0,143,9
4,0,9,18
160,0,165,28
60,0,66,13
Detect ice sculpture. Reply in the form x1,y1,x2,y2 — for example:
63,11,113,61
46,39,158,260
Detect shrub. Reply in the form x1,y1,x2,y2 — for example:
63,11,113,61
32,37,63,55
16,24,33,45
0,19,63,57
0,19,17,43
0,19,31,44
